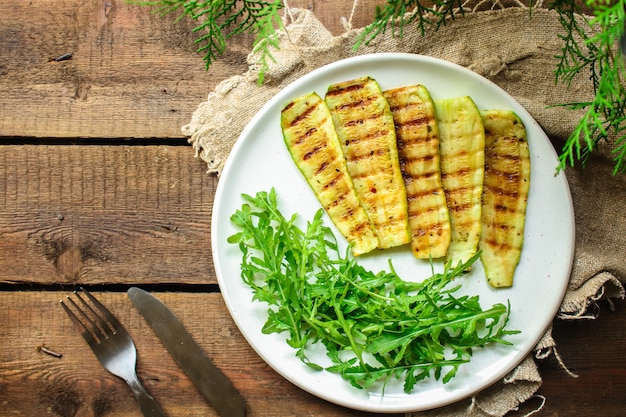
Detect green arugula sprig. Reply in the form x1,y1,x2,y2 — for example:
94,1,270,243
228,189,518,392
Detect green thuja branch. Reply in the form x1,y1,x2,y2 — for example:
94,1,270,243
551,0,626,174
354,0,465,48
134,0,284,78
137,0,626,174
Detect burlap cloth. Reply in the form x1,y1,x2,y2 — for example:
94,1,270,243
183,4,626,416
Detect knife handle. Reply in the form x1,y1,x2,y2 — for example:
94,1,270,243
127,374,167,417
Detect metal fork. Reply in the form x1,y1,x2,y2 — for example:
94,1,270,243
61,288,167,417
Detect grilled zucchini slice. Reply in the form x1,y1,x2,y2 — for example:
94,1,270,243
384,85,451,259
479,110,530,288
325,76,410,249
281,92,378,256
436,96,486,268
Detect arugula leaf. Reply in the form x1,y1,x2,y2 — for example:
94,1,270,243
228,188,519,392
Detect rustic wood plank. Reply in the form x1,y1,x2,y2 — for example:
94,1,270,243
289,0,380,32
0,291,401,417
0,1,219,138
0,145,217,285
2,1,625,416
2,294,626,417
509,298,626,417
0,0,381,139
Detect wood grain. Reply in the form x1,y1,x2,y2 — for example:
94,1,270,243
511,299,626,417
1,1,626,416
1,1,219,138
2,293,625,417
0,291,396,417
0,0,379,139
0,145,216,285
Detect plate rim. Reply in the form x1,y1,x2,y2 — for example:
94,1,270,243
211,52,575,413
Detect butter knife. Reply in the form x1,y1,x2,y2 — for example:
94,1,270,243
128,287,246,417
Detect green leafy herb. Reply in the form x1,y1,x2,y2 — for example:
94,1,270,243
133,0,284,81
228,189,518,392
139,1,626,173
357,0,626,174
551,0,626,174
354,0,465,49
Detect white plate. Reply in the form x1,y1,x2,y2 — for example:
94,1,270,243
211,53,574,413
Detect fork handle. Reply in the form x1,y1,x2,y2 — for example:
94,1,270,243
127,375,167,417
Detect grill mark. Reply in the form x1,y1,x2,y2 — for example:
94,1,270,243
349,221,374,237
403,170,437,185
289,100,319,127
448,202,472,213
398,132,436,148
412,223,447,238
295,127,318,145
443,185,470,199
395,115,430,131
337,96,378,111
407,186,444,201
344,111,382,127
326,81,367,97
350,147,388,163
282,101,295,112
322,173,341,191
453,219,478,232
405,154,435,166
387,100,423,113
493,223,512,231
489,187,522,199
490,202,522,215
315,160,329,175
486,151,521,162
345,128,389,148
324,188,349,210
338,207,355,221
485,166,521,182
303,143,324,161
442,150,469,161
407,205,441,217
345,119,364,128
483,239,514,251
483,182,522,199
441,167,470,180
381,215,409,230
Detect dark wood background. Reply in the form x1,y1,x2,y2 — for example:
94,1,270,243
1,1,624,416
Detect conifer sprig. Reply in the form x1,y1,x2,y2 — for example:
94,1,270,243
136,0,284,73
551,0,626,174
139,0,626,173
354,0,465,48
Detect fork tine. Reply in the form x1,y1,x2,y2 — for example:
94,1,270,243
81,288,124,333
68,294,109,342
74,289,115,337
60,289,168,417
60,298,98,346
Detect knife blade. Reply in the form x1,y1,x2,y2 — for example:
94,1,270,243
127,287,246,417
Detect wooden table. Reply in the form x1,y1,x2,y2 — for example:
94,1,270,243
1,1,624,416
